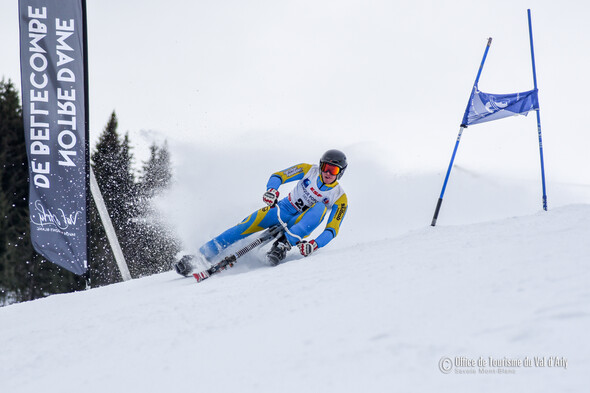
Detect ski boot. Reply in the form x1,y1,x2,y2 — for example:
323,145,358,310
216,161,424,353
266,234,291,266
173,255,196,276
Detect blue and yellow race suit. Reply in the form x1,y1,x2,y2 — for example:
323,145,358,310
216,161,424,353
199,163,348,261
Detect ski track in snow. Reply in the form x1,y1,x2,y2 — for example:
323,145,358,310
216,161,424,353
1,204,589,392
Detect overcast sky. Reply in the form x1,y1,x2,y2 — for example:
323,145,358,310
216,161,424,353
2,0,589,185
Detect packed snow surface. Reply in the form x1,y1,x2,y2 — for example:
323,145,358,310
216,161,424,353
1,202,588,392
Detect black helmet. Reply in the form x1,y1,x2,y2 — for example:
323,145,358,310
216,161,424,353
319,149,347,180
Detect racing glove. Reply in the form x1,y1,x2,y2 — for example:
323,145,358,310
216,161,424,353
298,240,318,257
263,188,279,207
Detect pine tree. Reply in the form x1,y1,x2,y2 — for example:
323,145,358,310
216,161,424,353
91,112,135,219
128,141,179,276
140,141,172,198
90,111,136,284
90,113,179,280
0,78,27,301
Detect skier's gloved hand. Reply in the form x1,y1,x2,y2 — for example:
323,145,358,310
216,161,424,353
263,188,279,207
298,240,318,257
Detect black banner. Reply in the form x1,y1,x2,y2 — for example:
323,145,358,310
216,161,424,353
18,0,88,275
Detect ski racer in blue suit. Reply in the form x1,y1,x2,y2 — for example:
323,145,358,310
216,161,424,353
196,149,349,268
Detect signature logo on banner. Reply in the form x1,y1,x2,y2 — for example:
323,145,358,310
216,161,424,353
30,200,82,231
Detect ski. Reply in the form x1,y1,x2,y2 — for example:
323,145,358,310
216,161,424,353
193,224,284,283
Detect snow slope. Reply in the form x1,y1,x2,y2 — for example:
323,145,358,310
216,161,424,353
1,203,588,393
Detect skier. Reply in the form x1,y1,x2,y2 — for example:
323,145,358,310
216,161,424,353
174,149,349,276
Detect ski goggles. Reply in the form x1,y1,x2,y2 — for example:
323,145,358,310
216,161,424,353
320,162,341,176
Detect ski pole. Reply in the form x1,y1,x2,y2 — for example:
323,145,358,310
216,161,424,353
193,224,283,282
275,202,303,243
193,202,300,283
